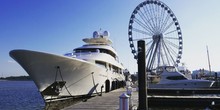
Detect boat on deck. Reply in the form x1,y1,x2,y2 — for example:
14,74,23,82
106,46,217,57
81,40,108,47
9,30,126,102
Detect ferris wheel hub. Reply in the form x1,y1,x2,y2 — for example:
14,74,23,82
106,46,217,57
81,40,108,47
152,34,163,41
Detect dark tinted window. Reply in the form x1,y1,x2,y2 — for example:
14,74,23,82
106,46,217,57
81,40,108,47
166,76,187,80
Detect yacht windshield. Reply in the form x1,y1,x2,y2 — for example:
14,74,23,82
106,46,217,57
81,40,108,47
74,48,116,58
165,66,177,72
75,48,97,53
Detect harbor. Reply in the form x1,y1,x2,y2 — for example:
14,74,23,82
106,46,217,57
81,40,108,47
2,0,220,110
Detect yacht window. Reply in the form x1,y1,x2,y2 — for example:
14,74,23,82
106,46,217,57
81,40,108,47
109,64,112,71
95,61,106,68
119,69,122,74
166,76,187,80
75,48,116,58
112,65,119,73
156,67,163,74
111,66,122,74
165,67,177,72
99,49,116,58
75,48,97,53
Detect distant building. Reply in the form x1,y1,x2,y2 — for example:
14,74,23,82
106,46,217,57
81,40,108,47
192,69,219,79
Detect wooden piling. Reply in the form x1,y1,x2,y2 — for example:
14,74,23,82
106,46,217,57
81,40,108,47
137,40,147,110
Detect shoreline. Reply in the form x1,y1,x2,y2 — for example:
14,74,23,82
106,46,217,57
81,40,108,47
0,76,32,81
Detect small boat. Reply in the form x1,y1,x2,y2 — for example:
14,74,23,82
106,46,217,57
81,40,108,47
148,66,214,88
10,30,126,101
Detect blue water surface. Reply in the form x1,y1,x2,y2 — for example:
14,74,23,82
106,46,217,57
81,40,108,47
0,81,45,110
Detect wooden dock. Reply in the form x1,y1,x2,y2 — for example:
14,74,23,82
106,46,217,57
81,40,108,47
60,88,220,110
61,88,137,110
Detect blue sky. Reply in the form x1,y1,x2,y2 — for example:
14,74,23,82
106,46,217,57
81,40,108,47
1,0,220,77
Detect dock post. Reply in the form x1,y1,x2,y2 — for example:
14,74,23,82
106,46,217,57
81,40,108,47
119,93,130,110
215,72,218,87
126,86,133,108
137,40,147,110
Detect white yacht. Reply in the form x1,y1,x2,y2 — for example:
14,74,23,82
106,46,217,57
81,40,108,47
10,30,126,101
148,66,214,88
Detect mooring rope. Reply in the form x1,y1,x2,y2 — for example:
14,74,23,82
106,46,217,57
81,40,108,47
91,72,99,95
56,66,73,97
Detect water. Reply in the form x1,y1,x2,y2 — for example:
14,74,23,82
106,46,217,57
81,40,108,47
0,81,45,110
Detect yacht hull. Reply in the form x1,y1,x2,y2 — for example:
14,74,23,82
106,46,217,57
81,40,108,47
10,50,125,100
149,79,214,88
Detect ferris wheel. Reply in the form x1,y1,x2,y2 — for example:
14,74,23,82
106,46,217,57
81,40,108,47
128,0,183,70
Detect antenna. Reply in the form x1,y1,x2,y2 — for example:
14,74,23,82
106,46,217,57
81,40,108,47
206,45,212,76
